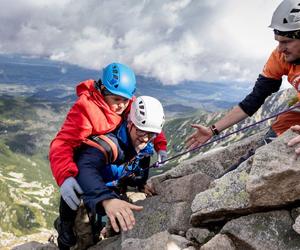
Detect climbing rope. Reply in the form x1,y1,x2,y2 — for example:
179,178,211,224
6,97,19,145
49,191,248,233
148,103,300,169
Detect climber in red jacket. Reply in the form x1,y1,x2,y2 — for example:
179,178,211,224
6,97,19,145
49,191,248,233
49,62,167,211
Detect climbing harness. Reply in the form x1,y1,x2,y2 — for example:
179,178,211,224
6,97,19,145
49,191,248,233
105,143,154,188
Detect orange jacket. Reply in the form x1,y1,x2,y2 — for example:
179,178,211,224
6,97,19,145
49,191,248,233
262,47,300,135
49,80,167,186
262,47,300,99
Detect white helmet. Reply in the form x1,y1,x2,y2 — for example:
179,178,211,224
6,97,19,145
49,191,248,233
129,96,165,134
269,0,300,31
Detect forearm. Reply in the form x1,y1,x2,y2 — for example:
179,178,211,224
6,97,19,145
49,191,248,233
214,75,281,133
213,105,248,133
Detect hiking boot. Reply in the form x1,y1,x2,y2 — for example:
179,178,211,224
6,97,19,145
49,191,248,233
54,217,77,248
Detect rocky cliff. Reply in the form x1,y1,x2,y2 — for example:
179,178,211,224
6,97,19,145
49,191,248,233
14,128,300,249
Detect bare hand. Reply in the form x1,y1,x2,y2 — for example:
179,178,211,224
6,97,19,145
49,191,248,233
102,198,143,233
140,184,156,197
288,125,300,156
185,124,212,150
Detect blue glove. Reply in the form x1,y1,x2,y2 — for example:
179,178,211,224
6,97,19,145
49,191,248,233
60,177,83,210
157,150,168,166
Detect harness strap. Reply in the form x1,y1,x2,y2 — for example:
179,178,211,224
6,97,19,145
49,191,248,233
83,135,118,164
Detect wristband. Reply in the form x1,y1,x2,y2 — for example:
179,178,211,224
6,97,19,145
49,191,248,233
210,124,220,136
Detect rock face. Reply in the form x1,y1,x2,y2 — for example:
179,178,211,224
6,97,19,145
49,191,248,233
246,130,300,207
13,129,300,250
221,210,300,250
200,234,235,250
190,159,253,225
293,215,300,235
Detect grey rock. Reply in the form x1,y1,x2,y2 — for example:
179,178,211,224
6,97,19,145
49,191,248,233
221,210,300,250
292,207,300,220
121,196,172,240
122,231,193,250
190,159,253,225
122,196,192,240
170,234,194,248
186,227,213,244
200,234,236,250
169,202,192,234
247,129,300,207
12,242,58,250
293,215,300,235
164,131,265,180
153,172,212,203
88,235,121,250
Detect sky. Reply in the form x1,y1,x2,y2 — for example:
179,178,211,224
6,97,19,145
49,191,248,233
0,0,284,86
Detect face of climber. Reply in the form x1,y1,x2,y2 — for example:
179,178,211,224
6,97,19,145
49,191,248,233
275,34,300,63
127,121,156,152
104,94,130,115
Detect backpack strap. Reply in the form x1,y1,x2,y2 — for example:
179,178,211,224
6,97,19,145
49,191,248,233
83,135,118,164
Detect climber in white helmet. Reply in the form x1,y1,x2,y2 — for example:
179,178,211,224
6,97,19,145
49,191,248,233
55,96,165,249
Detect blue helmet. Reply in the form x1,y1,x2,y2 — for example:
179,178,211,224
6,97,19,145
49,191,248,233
102,63,136,99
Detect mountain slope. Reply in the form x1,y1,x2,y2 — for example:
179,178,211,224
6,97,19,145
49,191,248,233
0,140,59,237
0,95,64,241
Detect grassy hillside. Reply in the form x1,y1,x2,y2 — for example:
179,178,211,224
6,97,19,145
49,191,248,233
0,95,65,240
0,140,59,236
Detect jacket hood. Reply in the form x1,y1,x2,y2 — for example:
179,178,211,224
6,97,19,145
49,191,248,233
76,79,97,97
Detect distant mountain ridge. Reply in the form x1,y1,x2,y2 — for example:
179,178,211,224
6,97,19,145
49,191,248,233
0,54,250,113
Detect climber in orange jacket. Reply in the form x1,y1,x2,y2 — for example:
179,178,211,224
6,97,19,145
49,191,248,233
186,0,300,149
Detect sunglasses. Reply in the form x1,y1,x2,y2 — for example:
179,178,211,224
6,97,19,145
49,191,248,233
134,125,157,140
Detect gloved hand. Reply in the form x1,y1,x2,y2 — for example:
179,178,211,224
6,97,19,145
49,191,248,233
157,150,168,165
60,177,83,210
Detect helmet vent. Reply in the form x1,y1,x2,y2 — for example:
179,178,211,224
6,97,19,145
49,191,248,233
284,18,288,23
114,84,119,88
291,8,300,13
142,120,146,124
140,111,145,115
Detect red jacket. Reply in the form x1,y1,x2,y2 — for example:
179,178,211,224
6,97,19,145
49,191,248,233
49,80,167,186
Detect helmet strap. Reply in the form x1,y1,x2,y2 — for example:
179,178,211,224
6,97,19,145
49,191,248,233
95,79,102,91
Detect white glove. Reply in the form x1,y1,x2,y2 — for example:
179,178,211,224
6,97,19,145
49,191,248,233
157,150,168,165
60,177,83,210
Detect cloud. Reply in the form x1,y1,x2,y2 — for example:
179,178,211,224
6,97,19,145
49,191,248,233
0,0,282,84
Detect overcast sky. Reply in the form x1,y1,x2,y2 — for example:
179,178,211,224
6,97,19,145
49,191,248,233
0,0,283,85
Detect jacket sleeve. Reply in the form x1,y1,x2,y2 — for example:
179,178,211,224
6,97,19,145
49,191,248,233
238,74,282,116
49,99,93,186
75,146,119,215
153,131,167,152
